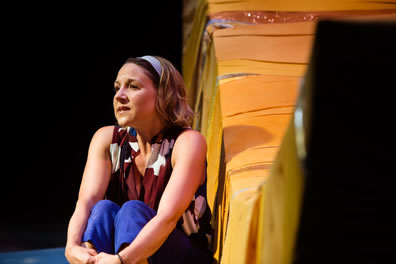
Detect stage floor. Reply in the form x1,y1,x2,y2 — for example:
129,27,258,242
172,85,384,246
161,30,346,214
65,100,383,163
0,247,67,264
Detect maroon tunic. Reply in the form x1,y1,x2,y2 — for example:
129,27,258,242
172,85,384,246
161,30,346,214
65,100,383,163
105,125,213,247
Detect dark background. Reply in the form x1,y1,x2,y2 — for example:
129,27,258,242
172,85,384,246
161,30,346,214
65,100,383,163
0,2,182,251
294,20,396,263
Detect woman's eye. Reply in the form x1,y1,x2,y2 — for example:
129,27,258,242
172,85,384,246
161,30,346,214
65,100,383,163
129,84,139,89
114,86,120,92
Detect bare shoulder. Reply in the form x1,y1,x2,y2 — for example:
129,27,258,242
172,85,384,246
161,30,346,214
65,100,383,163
173,129,207,158
176,129,206,147
93,125,115,139
89,126,115,152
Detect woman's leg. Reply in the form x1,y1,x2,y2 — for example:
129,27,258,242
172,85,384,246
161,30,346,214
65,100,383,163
114,200,156,253
149,228,213,264
82,200,120,254
114,200,213,264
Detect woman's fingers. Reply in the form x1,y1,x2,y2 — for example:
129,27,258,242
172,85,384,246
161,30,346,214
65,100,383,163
95,252,119,264
88,248,98,256
87,255,97,264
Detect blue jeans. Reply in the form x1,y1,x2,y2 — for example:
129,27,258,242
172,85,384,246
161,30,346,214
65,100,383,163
82,200,212,264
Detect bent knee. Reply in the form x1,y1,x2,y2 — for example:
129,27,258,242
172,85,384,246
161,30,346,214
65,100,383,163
117,200,156,221
121,200,148,211
91,200,120,216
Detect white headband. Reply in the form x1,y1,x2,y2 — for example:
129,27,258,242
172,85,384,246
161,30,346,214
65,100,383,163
139,55,162,76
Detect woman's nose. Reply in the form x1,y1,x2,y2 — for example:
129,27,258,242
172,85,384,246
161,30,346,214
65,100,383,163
115,88,128,103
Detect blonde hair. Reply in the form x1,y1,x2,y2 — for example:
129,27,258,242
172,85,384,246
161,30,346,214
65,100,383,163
124,56,194,128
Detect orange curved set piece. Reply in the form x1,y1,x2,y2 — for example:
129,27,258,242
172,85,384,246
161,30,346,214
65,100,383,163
182,0,396,262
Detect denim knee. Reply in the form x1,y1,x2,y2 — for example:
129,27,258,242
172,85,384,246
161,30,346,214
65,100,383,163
82,200,120,254
114,200,156,252
91,200,120,218
115,200,156,226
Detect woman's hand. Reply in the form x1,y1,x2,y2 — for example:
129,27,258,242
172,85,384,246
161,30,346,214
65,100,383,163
65,245,97,264
95,252,120,264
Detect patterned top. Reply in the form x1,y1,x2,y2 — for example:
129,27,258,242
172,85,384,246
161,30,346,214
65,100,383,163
105,125,213,248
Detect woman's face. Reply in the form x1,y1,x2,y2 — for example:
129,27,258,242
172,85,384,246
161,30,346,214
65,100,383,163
113,63,158,128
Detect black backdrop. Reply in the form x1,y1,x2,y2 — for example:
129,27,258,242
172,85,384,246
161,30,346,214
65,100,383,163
1,2,182,251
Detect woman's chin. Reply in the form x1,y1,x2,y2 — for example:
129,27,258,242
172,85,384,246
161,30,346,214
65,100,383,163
116,118,135,128
115,118,129,127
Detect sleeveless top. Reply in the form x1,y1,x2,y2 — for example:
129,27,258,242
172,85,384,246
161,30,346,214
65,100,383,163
105,125,213,248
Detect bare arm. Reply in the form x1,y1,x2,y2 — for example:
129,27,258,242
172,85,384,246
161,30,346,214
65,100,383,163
117,130,207,264
65,126,114,264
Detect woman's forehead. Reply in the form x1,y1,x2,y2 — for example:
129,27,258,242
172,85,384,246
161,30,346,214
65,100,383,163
116,63,148,82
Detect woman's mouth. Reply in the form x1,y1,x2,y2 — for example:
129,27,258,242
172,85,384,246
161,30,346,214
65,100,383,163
117,106,131,113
